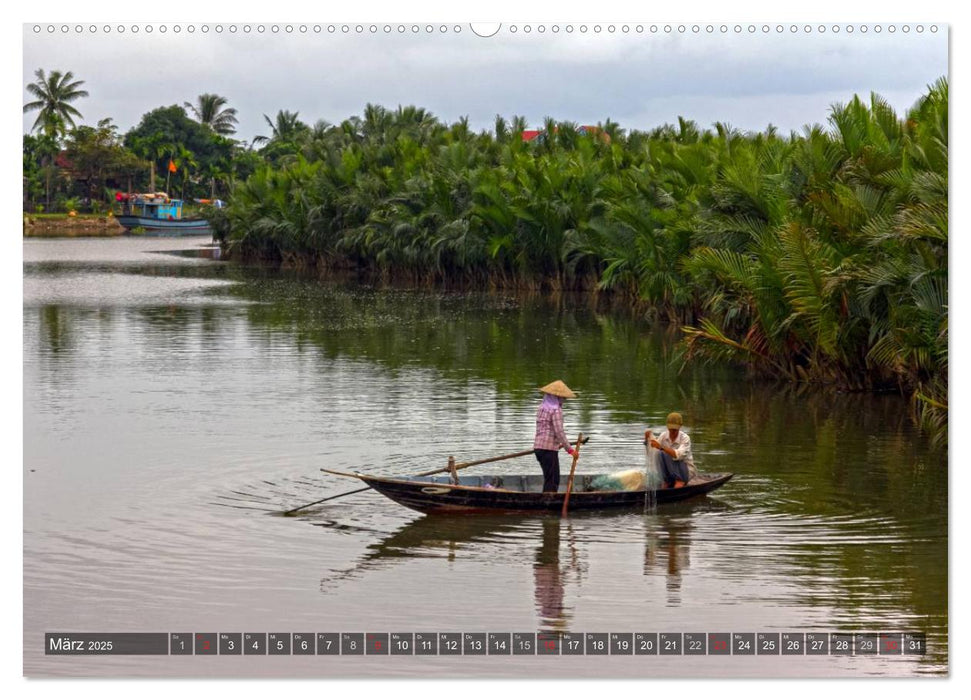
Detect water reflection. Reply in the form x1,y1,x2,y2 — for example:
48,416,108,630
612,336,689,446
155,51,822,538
533,518,577,631
643,516,693,607
24,239,948,676
38,306,73,355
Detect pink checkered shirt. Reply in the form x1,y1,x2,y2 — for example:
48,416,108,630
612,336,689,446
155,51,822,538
533,404,570,451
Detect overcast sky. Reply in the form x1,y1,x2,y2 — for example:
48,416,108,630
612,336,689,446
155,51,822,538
22,24,948,141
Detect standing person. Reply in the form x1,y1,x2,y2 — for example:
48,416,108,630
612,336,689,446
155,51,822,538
645,412,695,488
533,380,577,493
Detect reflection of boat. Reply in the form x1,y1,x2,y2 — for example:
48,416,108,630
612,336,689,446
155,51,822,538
114,192,211,235
322,469,733,515
318,514,547,589
317,513,579,631
356,514,524,553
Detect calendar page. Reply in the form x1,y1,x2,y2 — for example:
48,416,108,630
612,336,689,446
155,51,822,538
21,9,949,684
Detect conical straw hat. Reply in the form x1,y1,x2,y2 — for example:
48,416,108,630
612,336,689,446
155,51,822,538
538,380,576,399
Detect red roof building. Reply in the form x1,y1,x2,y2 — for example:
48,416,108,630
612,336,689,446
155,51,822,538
521,126,610,143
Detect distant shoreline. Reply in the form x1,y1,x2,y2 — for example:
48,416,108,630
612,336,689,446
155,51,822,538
23,215,124,237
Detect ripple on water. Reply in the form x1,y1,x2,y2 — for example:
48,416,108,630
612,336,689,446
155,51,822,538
24,237,947,676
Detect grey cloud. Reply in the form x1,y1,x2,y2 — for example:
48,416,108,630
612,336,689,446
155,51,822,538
23,26,947,139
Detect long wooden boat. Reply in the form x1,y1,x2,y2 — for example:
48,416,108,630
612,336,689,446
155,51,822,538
321,469,733,515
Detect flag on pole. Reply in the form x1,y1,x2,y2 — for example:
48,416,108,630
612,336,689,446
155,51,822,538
168,159,177,173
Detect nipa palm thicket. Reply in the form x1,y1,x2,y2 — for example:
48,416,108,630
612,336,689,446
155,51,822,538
216,83,947,443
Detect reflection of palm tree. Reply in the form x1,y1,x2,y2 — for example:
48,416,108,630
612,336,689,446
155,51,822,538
39,305,73,355
23,68,88,139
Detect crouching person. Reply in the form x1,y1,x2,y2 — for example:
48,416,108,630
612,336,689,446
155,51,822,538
645,412,695,488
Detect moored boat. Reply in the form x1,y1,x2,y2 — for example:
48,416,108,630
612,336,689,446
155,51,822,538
321,469,734,515
114,192,212,236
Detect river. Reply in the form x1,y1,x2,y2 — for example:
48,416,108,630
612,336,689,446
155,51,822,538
23,236,947,677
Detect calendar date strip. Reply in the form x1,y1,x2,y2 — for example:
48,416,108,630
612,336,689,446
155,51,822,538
45,632,927,656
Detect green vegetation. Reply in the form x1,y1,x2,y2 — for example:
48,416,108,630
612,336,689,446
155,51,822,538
183,93,239,135
212,81,947,443
21,67,947,443
23,68,89,139
26,213,109,221
22,68,257,215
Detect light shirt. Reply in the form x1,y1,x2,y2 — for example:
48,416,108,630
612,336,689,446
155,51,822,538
659,430,696,479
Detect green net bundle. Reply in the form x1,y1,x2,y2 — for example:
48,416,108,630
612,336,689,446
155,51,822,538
590,469,646,491
589,442,666,491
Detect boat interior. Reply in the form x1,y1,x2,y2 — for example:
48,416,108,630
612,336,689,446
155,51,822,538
399,473,708,493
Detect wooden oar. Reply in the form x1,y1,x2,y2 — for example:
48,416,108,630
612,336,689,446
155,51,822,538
285,437,590,514
282,485,373,514
561,432,584,517
287,450,536,514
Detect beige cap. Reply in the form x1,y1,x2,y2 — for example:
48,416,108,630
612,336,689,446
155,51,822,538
538,380,576,399
666,412,683,429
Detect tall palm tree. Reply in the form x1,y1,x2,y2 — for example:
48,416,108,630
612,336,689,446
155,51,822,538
165,144,179,194
183,94,239,135
176,146,198,199
129,133,172,193
33,132,61,211
202,161,229,200
23,68,89,140
252,110,308,145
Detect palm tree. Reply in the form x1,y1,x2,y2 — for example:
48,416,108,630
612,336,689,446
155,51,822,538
176,146,198,199
216,84,947,441
183,94,239,135
32,132,61,211
165,145,178,194
202,161,229,200
493,115,508,142
129,133,172,193
252,110,308,145
23,68,89,140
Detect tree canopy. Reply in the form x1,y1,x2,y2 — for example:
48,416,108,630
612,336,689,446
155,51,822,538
23,68,89,140
184,93,239,135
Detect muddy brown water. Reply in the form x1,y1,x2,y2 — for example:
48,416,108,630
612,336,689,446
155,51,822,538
23,237,947,677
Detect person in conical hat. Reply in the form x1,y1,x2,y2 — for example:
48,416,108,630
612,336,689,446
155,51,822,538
644,411,695,488
533,380,577,493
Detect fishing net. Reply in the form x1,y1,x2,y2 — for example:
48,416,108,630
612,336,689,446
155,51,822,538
590,469,645,491
643,439,664,489
588,433,665,491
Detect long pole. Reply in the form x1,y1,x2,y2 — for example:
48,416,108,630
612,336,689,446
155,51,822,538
286,438,590,515
561,432,584,517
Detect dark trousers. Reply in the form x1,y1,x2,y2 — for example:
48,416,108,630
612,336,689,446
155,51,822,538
659,451,689,485
534,449,561,493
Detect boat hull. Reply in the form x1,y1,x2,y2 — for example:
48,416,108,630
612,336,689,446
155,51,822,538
355,472,734,515
116,215,212,236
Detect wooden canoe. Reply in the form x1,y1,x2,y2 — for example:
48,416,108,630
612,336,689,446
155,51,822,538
320,469,734,515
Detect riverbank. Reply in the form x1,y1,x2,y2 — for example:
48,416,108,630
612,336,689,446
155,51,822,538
214,83,947,444
23,213,124,237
